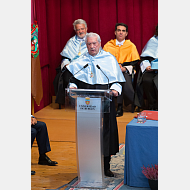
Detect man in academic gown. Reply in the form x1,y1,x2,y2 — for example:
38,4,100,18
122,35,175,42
65,32,125,177
103,23,140,116
134,25,158,110
53,19,88,105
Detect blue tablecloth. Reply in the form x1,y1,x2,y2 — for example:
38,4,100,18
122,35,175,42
124,118,158,187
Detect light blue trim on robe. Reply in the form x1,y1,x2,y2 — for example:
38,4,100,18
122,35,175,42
67,49,126,85
151,58,158,70
60,35,88,61
141,36,158,59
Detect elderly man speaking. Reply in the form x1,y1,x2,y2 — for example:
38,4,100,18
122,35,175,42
65,32,125,177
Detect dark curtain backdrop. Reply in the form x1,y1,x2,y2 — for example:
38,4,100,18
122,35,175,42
34,0,158,112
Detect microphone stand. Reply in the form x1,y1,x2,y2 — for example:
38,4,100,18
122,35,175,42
96,64,109,90
69,63,89,85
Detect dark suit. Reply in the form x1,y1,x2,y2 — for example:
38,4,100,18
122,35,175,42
31,121,51,154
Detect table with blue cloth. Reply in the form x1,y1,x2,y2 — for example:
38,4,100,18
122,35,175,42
124,118,158,187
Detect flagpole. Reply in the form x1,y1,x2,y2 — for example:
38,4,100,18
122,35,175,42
31,0,35,116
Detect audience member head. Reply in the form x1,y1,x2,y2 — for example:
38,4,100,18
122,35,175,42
85,33,101,56
73,19,88,39
114,23,128,42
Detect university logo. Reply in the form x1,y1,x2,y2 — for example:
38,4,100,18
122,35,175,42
85,97,90,105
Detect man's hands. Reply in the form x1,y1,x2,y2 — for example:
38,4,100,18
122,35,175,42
119,64,127,73
31,117,37,125
146,66,152,72
111,90,118,97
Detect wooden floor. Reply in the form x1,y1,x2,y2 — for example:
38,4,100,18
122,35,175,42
31,104,137,189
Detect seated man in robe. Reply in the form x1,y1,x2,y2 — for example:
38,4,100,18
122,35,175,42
134,25,158,110
31,116,58,175
103,23,140,116
53,19,88,106
64,32,125,177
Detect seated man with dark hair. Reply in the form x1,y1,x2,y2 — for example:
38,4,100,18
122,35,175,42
31,116,58,175
103,23,140,116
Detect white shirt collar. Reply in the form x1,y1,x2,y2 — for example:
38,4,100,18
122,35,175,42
77,35,86,41
116,39,125,46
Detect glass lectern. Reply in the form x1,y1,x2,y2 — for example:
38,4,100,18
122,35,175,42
65,88,112,188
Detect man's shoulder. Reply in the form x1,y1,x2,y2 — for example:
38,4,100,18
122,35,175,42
101,50,117,60
148,36,158,44
123,40,138,49
67,35,77,42
124,39,135,46
102,49,112,55
104,39,116,47
60,35,77,55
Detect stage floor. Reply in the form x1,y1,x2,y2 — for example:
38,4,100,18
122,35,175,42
31,104,137,189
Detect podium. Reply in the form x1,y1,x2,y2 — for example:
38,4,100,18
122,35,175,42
65,88,112,188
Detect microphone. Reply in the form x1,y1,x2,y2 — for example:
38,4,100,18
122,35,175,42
73,63,88,76
69,63,88,85
96,64,109,89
